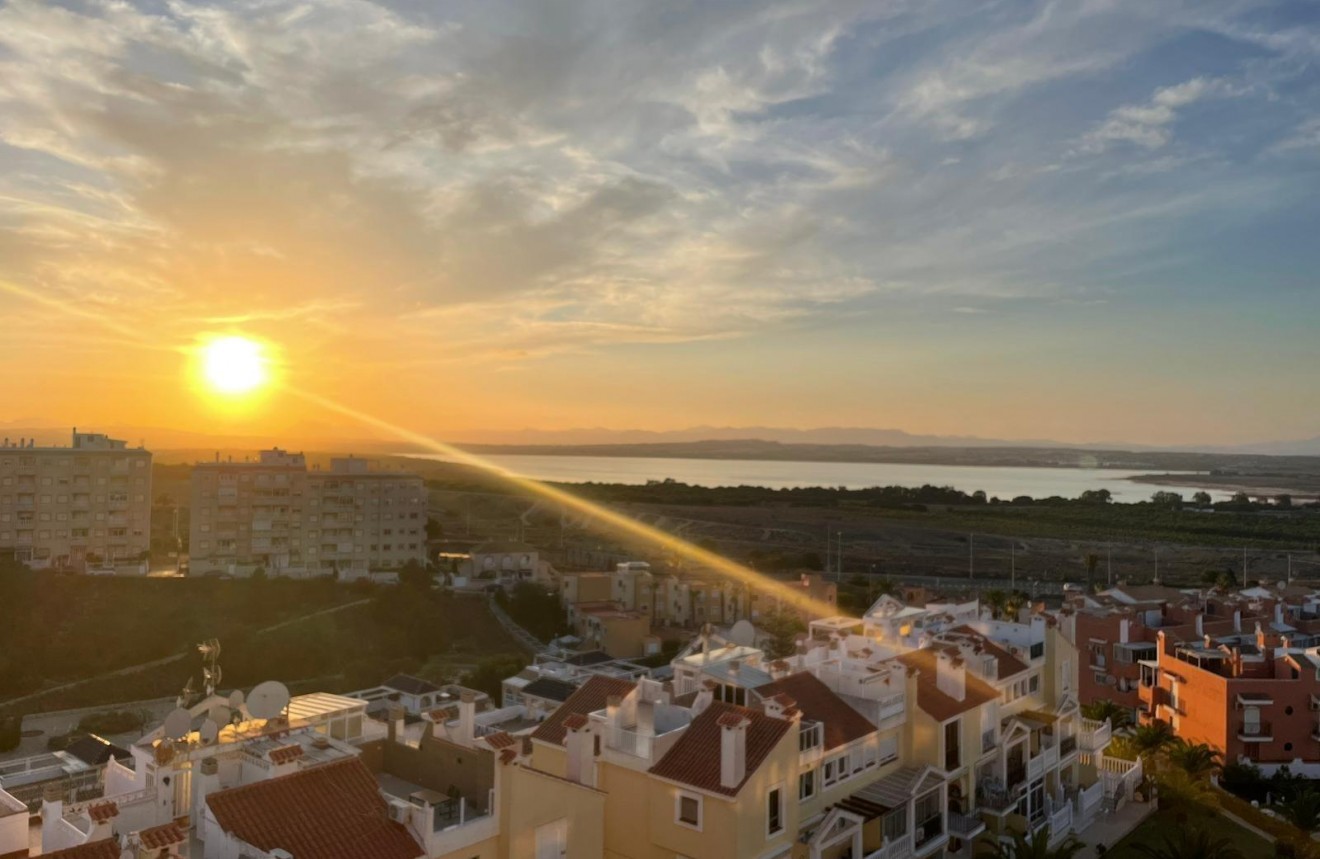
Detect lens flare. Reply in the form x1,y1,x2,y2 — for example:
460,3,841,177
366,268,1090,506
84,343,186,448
200,336,269,395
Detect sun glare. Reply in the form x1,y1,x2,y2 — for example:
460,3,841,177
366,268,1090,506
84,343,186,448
200,335,270,396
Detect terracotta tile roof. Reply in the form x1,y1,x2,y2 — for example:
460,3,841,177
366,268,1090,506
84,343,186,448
41,841,121,859
267,744,305,765
530,675,636,746
648,701,793,797
138,822,187,849
484,731,517,749
896,649,999,722
428,706,457,723
499,749,518,764
86,801,118,823
716,711,749,728
756,672,876,750
561,713,589,731
206,757,422,859
947,625,1030,680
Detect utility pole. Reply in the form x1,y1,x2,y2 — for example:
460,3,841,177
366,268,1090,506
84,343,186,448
969,534,974,580
1107,544,1113,588
1010,542,1016,591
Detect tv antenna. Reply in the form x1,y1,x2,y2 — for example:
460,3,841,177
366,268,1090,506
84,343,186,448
198,639,222,698
247,681,291,721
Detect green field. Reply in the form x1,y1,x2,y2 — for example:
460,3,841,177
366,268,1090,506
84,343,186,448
1103,803,1272,858
0,571,526,716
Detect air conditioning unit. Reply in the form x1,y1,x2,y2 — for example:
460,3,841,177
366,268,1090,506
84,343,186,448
1101,675,1117,687
388,800,412,823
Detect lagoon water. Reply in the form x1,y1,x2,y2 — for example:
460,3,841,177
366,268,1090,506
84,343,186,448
410,453,1222,504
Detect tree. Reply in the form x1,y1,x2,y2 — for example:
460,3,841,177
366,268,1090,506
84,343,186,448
0,715,20,754
1153,767,1215,812
1131,826,1244,859
1085,553,1100,590
1151,491,1184,510
760,608,806,659
1192,491,1213,507
1079,489,1113,504
978,826,1083,859
983,590,1008,620
1280,789,1320,832
1276,494,1294,509
425,517,443,540
398,559,434,592
1164,739,1222,781
1131,721,1175,759
459,655,529,701
1081,699,1132,730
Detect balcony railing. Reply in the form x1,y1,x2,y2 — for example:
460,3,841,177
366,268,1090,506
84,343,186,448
913,814,944,849
977,779,1019,813
947,812,986,840
1060,735,1078,757
865,833,913,859
1238,721,1272,741
1078,718,1112,752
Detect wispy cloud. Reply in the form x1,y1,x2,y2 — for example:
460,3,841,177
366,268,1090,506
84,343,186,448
1078,77,1246,153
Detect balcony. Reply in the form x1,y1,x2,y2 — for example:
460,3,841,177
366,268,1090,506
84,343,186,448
947,811,986,841
977,780,1020,813
1238,721,1272,742
865,833,913,859
1078,718,1112,752
912,814,947,855
982,730,997,754
1060,735,1078,757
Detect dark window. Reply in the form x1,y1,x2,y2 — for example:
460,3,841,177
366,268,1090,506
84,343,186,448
944,719,961,770
1285,743,1294,752
679,795,700,826
1286,706,1295,716
767,787,783,836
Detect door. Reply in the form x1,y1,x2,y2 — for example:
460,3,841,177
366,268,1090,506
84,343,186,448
535,819,568,859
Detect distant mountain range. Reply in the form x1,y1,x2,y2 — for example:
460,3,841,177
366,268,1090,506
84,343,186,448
2,419,1319,458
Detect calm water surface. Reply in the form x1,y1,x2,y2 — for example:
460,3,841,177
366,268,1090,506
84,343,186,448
409,453,1222,504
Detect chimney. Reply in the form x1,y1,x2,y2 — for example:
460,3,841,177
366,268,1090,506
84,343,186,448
40,782,64,851
606,695,624,748
718,712,749,789
1233,609,1242,633
692,685,714,715
564,716,595,787
387,703,405,743
936,651,966,702
193,756,221,817
636,699,655,739
763,695,799,722
1119,618,1130,644
458,691,477,746
1195,614,1204,637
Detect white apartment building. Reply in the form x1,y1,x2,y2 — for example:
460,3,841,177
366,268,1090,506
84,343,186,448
0,429,152,570
189,449,427,577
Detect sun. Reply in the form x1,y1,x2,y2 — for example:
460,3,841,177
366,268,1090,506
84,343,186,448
199,335,271,396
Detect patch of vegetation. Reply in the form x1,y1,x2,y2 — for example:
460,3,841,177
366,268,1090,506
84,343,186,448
495,581,571,642
77,709,151,735
459,655,531,701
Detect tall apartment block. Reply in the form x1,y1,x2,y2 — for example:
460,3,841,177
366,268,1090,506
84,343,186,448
189,449,427,577
0,429,152,570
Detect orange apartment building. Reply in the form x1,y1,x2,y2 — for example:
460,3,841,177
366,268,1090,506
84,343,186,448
1141,625,1320,772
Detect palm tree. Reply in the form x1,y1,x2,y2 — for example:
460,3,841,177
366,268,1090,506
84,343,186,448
1164,739,1222,781
1131,826,1243,859
983,590,1008,620
1131,721,1175,760
1081,699,1132,730
1280,789,1320,832
1153,767,1215,812
977,827,1084,859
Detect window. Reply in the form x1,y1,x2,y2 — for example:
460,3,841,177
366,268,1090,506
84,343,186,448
883,808,908,843
799,770,816,801
1028,674,1040,694
944,719,961,770
676,792,702,830
767,787,783,837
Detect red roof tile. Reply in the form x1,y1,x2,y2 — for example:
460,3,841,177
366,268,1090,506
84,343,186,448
947,625,1030,679
138,822,186,849
86,801,118,823
756,672,876,750
561,713,589,731
41,841,121,859
267,744,305,765
530,675,636,746
499,749,518,764
206,758,422,859
484,731,517,749
895,649,999,722
649,701,792,797
716,711,749,728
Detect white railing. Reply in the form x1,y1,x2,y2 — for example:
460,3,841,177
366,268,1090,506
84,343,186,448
1078,718,1112,752
1042,744,1059,771
877,695,907,723
1074,780,1104,827
865,833,913,859
1049,802,1073,839
614,728,652,759
1028,754,1044,780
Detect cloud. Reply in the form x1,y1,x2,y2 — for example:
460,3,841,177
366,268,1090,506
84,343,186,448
1078,77,1245,153
0,0,1314,374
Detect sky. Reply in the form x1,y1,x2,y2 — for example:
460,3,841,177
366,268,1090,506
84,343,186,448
1,0,1318,447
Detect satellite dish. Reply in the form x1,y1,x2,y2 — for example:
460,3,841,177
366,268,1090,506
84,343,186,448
162,708,192,741
228,690,245,709
729,620,756,647
247,681,291,720
200,720,219,743
209,705,232,728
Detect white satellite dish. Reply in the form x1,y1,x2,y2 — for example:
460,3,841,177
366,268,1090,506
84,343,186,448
228,690,245,709
209,704,232,727
200,719,219,743
247,681,291,720
729,620,757,648
162,708,193,741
